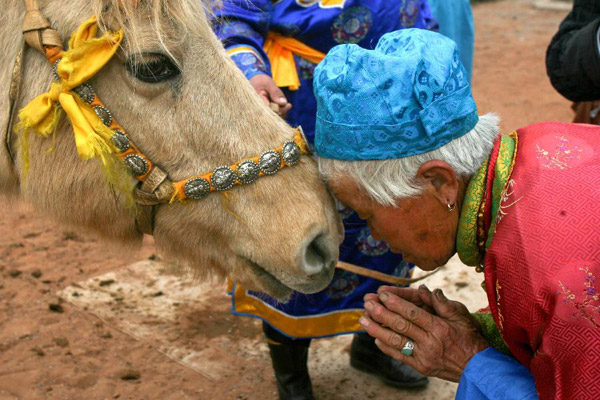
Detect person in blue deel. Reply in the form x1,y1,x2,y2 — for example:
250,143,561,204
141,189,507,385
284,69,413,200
211,1,437,399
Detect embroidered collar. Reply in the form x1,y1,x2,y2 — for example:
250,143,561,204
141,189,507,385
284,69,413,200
456,132,518,269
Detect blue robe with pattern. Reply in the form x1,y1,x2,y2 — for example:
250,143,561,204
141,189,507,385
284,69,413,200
212,0,437,339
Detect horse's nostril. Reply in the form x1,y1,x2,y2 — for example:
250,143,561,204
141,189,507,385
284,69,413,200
302,234,332,276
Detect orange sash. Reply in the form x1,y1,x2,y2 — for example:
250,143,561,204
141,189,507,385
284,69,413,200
263,32,326,91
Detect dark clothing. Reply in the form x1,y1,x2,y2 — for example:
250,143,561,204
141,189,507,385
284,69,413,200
546,0,600,102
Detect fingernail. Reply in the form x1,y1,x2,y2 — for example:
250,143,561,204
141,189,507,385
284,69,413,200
419,284,429,291
379,292,389,302
434,289,446,300
364,301,374,311
279,97,286,103
359,317,370,327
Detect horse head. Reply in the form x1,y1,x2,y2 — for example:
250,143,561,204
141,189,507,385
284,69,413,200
0,0,343,298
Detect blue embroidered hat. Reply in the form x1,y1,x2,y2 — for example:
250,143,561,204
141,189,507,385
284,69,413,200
313,29,478,161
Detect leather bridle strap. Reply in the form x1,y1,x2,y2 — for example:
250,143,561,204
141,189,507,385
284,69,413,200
4,43,24,165
4,0,61,166
133,167,174,235
22,0,63,53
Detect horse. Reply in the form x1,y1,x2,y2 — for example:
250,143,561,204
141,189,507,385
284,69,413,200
0,0,343,298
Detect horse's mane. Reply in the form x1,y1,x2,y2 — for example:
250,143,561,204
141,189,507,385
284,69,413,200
93,0,219,64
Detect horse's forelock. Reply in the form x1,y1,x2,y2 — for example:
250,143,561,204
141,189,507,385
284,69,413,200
93,0,215,62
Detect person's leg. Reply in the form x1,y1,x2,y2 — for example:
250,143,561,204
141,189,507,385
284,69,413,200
263,321,314,400
350,332,429,388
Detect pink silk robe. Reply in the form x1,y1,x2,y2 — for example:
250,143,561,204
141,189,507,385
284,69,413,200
483,122,600,399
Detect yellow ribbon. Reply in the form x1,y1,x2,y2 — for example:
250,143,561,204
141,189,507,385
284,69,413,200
17,16,123,162
263,32,326,91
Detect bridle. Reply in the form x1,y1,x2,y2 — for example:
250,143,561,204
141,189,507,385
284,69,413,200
5,1,442,286
8,0,311,235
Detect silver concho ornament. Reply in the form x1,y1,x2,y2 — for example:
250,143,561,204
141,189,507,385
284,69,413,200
184,178,210,200
236,160,259,185
73,83,96,104
124,154,148,177
211,166,236,191
259,151,282,175
282,141,301,166
110,130,130,153
94,105,113,126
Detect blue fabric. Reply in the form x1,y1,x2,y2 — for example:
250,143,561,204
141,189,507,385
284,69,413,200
456,348,539,400
428,0,474,83
239,203,413,338
212,0,437,142
313,29,478,161
212,1,436,339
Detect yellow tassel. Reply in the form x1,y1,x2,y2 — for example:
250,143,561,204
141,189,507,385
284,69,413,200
89,124,136,209
98,151,137,210
43,106,63,154
95,123,120,149
169,189,180,204
219,191,242,220
15,102,63,177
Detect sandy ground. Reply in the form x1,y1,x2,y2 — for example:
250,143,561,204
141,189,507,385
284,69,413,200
0,1,575,399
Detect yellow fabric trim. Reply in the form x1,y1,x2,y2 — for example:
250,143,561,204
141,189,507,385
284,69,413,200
226,46,263,59
456,159,488,267
263,32,326,91
232,283,363,338
485,132,519,250
17,16,123,163
320,0,347,8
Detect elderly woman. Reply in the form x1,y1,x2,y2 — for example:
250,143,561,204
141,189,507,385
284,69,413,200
313,29,600,399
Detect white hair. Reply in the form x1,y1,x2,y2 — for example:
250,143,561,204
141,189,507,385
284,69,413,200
318,113,501,206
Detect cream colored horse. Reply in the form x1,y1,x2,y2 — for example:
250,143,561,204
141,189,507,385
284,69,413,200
0,0,343,298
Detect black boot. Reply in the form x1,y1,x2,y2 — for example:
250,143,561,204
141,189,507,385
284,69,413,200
350,332,429,388
264,322,315,400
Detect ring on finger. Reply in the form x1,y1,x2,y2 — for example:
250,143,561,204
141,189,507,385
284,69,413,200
401,340,415,356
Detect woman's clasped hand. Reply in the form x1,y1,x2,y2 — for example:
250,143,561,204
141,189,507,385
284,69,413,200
360,285,489,382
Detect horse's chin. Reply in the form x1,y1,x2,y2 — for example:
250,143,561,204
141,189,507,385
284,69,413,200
245,259,334,299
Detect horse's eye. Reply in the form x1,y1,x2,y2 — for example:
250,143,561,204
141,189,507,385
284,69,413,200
126,53,180,83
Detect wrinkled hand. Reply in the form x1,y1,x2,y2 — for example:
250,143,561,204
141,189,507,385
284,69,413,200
249,74,292,118
361,285,489,382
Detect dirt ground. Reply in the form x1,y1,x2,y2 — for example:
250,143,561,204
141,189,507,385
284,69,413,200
0,1,575,399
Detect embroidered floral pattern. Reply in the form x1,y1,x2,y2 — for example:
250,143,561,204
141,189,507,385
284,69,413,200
399,0,420,28
535,135,583,170
558,266,600,329
335,199,354,220
295,56,317,80
496,179,522,224
392,259,413,279
331,6,372,44
327,270,359,299
356,226,389,256
230,52,269,80
495,280,505,331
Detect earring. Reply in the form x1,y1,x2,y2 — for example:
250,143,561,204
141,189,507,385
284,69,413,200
447,203,456,212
